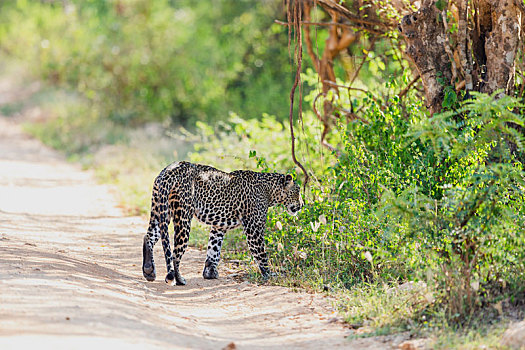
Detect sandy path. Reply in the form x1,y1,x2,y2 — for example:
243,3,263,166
0,117,363,349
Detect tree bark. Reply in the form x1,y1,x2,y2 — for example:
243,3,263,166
400,0,522,113
399,1,452,115
479,0,521,95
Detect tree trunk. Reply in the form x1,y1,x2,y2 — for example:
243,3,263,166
399,0,452,115
479,0,522,95
399,0,522,114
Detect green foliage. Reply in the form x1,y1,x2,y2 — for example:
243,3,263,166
182,111,332,174
189,84,524,330
437,71,461,110
435,0,447,11
341,282,433,334
24,102,128,156
264,90,430,290
0,0,291,125
387,91,525,320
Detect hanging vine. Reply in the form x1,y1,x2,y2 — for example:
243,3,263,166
286,0,309,186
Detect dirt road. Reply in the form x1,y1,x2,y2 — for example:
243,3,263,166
0,117,367,349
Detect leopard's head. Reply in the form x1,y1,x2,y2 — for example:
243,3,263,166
280,174,303,216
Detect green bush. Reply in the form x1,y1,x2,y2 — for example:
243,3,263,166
385,92,525,320
295,90,523,324
265,90,429,289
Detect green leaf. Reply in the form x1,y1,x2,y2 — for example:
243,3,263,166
377,60,386,71
435,0,447,11
442,89,457,109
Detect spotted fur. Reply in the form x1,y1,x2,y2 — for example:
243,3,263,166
142,161,303,285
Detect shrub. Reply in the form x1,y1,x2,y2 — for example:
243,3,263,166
385,91,525,320
188,87,525,326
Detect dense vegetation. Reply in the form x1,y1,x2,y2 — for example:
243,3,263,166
1,0,524,346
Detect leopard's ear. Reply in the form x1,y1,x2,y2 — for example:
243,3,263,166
284,174,293,186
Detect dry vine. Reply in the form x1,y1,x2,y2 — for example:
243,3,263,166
286,0,309,186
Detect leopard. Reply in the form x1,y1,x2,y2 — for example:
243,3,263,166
142,161,303,285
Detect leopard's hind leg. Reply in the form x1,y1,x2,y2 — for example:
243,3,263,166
144,173,177,285
169,190,194,285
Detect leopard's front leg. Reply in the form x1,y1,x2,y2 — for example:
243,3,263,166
242,215,271,279
203,227,226,279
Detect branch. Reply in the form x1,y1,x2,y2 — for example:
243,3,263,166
274,20,386,36
323,80,369,94
349,37,376,87
315,0,394,32
398,75,421,98
312,92,339,153
322,80,380,102
312,91,326,123
301,2,320,73
333,105,369,124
